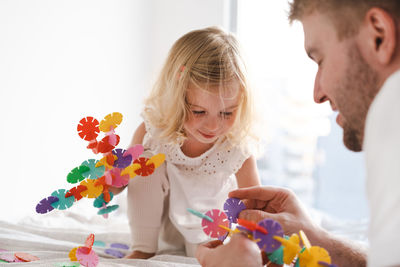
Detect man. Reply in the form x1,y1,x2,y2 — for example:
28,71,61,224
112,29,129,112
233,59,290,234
196,1,400,266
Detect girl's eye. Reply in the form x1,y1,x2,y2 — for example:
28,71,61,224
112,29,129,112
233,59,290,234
220,112,233,119
192,110,205,116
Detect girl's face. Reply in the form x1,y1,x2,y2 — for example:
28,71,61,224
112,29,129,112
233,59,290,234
184,80,241,145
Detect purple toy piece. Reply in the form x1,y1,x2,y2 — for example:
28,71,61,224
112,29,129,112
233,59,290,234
318,262,338,267
112,148,132,169
223,197,246,223
254,219,284,253
35,196,59,214
105,249,125,258
217,231,229,242
110,243,129,250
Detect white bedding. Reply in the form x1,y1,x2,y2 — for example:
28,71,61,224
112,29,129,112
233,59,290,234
0,211,200,267
0,204,367,267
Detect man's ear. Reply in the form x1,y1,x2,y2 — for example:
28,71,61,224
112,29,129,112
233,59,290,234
363,7,396,65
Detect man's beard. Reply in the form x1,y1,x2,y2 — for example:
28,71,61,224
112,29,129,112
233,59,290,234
337,45,379,152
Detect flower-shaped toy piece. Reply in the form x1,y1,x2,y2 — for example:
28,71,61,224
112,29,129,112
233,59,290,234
201,209,230,238
254,218,284,253
134,157,155,176
35,196,59,214
223,197,246,223
51,189,75,210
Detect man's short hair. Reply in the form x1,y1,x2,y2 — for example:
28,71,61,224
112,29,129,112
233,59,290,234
288,0,400,39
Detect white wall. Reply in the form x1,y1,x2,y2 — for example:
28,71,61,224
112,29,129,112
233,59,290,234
0,0,230,221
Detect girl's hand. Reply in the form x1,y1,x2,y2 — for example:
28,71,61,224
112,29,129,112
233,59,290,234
196,234,263,267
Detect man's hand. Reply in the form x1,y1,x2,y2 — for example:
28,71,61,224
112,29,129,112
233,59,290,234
229,186,319,240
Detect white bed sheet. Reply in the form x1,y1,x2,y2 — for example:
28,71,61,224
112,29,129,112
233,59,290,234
0,211,200,267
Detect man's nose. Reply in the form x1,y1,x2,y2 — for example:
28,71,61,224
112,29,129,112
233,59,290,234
313,70,326,104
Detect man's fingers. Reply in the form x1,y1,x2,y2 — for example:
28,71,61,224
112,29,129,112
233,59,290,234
229,186,288,202
238,209,276,223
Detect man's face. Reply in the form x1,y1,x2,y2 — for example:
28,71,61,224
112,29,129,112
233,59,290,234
302,12,379,152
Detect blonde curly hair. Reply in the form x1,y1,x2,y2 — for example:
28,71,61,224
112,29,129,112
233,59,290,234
143,26,254,146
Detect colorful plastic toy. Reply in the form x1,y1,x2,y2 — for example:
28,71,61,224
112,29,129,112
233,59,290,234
188,197,337,267
69,234,99,267
35,112,166,217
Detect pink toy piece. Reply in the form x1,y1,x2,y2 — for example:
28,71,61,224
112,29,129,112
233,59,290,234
105,171,113,185
201,209,230,238
112,148,132,169
110,168,129,187
107,130,117,146
84,234,95,249
76,246,99,267
35,196,59,214
123,144,144,161
254,219,284,253
223,197,246,223
0,254,15,262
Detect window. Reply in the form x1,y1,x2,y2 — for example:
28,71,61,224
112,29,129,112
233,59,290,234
236,0,368,222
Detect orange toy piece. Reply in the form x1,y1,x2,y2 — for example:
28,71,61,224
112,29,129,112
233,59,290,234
97,135,120,154
96,154,117,170
65,185,88,201
14,252,39,262
134,157,155,176
77,117,100,141
237,218,268,234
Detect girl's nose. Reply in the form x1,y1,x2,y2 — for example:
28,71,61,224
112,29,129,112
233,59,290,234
204,116,219,132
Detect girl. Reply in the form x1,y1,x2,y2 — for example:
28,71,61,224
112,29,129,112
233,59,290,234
126,26,260,259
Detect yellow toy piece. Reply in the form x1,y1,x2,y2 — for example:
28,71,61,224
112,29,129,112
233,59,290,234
297,230,331,267
147,153,166,168
80,179,103,198
95,154,117,170
121,163,142,178
274,233,301,264
99,112,123,132
299,230,312,249
299,246,331,267
69,247,79,261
